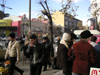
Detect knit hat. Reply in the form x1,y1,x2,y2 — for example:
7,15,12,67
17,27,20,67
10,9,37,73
43,37,48,40
9,32,15,38
80,30,93,39
62,33,71,41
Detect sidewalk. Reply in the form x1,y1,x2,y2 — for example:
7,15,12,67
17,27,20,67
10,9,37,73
53,70,63,75
13,61,61,75
11,51,62,75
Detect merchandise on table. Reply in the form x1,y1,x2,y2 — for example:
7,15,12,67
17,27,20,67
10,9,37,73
0,67,8,75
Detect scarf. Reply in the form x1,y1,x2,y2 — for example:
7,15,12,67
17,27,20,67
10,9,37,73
60,39,69,49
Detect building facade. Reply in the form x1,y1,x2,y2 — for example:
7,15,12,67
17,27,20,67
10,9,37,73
0,14,48,41
64,16,81,33
0,19,18,37
52,11,82,33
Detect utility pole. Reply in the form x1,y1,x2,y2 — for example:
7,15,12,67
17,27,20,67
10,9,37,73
95,17,97,30
29,0,31,36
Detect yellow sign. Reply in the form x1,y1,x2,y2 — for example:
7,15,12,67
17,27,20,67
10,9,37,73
0,19,12,26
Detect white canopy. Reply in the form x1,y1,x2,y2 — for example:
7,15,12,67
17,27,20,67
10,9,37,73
74,30,100,35
3,15,21,22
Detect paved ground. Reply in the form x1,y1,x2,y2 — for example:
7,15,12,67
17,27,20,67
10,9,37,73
13,60,62,75
0,41,63,75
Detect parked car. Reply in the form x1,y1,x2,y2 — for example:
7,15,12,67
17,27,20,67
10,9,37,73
0,43,3,49
0,37,3,41
16,36,21,40
3,37,9,41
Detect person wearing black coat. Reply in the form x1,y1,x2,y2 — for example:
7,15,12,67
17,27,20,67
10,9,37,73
19,37,25,51
42,36,54,71
21,41,30,63
26,34,46,75
68,33,77,75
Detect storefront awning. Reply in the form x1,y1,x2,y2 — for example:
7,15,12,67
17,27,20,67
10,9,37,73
0,26,17,30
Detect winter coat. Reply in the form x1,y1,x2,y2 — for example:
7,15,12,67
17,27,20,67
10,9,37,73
68,39,97,75
26,43,46,65
43,41,54,59
94,44,100,68
57,39,69,74
21,45,30,58
5,40,20,62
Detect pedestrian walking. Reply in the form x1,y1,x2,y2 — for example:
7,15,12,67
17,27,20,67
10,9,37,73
21,41,30,63
68,33,77,75
68,30,97,75
5,32,24,75
57,33,71,75
94,44,100,68
57,36,61,46
26,34,46,75
25,36,29,42
19,37,25,51
42,36,53,71
69,33,77,48
90,36,98,47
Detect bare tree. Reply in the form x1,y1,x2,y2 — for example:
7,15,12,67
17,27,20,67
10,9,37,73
88,0,100,31
88,0,100,17
77,21,85,30
59,0,79,32
39,0,53,43
39,0,79,41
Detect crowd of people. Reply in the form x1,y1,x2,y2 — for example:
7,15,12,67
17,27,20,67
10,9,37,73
4,30,100,75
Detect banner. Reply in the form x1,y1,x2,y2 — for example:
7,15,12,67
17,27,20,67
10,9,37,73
90,67,100,75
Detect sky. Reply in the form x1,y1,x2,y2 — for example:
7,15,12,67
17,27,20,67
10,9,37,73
0,0,91,25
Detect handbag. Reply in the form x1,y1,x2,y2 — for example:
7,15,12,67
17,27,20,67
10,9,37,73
68,46,75,61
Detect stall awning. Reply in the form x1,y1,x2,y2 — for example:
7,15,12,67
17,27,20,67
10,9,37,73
0,26,17,30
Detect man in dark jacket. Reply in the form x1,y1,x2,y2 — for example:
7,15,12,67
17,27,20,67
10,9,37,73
57,33,71,75
27,34,46,75
42,36,54,71
69,33,77,48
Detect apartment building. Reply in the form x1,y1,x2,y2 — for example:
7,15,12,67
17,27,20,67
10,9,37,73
52,11,82,33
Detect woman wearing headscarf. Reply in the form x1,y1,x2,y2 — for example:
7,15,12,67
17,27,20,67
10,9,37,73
57,33,71,75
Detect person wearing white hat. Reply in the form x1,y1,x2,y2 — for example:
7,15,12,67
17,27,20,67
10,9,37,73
57,33,71,75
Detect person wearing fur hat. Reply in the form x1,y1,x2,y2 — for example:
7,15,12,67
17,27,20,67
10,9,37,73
57,33,71,75
5,32,24,75
68,30,97,75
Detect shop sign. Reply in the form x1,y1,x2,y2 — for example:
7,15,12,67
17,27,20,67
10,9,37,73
90,67,100,75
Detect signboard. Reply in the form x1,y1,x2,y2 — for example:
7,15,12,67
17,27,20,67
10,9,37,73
90,67,100,75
